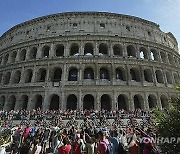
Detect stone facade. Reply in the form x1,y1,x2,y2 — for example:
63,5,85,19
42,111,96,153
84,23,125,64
0,12,180,111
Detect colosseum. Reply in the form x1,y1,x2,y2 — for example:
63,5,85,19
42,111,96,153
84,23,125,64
0,12,180,111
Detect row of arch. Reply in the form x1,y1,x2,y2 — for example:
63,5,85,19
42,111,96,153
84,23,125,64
0,43,179,66
0,66,179,85
0,93,169,111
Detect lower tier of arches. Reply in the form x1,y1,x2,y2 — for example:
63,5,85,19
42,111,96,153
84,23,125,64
0,87,177,111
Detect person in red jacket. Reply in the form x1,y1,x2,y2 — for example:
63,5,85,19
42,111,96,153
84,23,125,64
58,137,71,154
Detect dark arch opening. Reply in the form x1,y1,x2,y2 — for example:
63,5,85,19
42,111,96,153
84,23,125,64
144,69,153,82
156,70,164,83
101,94,111,111
30,47,37,59
21,95,28,110
84,43,93,55
50,94,59,110
56,44,64,57
134,95,142,109
130,68,140,82
13,70,21,84
84,68,94,79
42,46,50,58
127,45,136,57
68,68,78,81
118,95,127,110
9,95,16,111
100,68,110,80
99,43,108,55
83,94,94,110
35,95,42,110
148,95,157,109
161,95,168,109
116,68,126,81
25,69,33,83
38,69,46,82
19,49,26,61
53,68,62,82
113,44,122,56
67,94,77,110
4,72,11,85
70,44,79,56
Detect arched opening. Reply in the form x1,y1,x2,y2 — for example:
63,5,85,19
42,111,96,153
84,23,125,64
155,70,164,83
70,43,79,56
160,51,167,63
42,45,50,58
19,49,26,61
3,54,9,65
161,95,169,109
127,45,136,58
150,49,158,61
50,94,60,110
130,68,140,82
37,68,46,82
168,54,174,65
67,94,77,110
84,43,93,56
101,94,111,111
35,95,43,110
84,68,94,80
8,95,16,111
55,44,64,57
139,47,148,59
113,44,123,56
99,43,108,55
134,95,143,110
116,67,126,81
173,73,179,84
118,94,127,110
13,70,21,84
24,69,33,83
52,68,62,82
19,95,28,110
166,71,172,84
148,95,157,109
144,69,153,82
83,94,94,110
10,51,17,63
3,72,11,85
68,68,78,81
30,47,37,59
0,96,5,110
100,68,110,80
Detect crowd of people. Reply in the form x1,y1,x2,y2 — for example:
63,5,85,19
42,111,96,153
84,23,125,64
0,109,161,154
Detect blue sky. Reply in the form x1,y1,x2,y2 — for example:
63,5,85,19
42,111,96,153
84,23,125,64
0,0,180,49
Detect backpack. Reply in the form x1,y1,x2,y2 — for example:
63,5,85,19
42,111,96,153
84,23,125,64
102,141,113,154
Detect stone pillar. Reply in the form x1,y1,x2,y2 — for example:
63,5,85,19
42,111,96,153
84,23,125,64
126,64,130,85
144,93,149,110
80,41,84,56
19,67,25,83
36,45,42,59
43,90,49,111
78,90,83,111
61,91,65,111
109,41,113,57
97,94,101,111
49,43,55,58
27,93,33,111
25,47,30,60
94,41,99,56
31,65,37,83
152,66,157,86
112,92,117,110
129,94,135,111
123,44,127,57
15,49,20,62
64,42,69,57
156,93,162,109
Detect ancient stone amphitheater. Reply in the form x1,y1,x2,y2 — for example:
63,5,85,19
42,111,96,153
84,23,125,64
0,12,179,111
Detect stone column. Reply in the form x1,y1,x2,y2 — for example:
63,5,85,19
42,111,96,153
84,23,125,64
49,43,55,58
36,45,42,59
97,94,101,111
19,67,25,83
94,41,99,56
25,46,30,60
15,49,20,62
27,93,33,111
80,41,84,56
61,91,65,111
78,90,83,111
43,89,49,111
109,41,113,57
156,93,162,109
31,65,37,83
64,42,69,57
144,93,149,110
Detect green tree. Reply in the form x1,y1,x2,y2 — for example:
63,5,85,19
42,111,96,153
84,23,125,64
153,85,180,153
